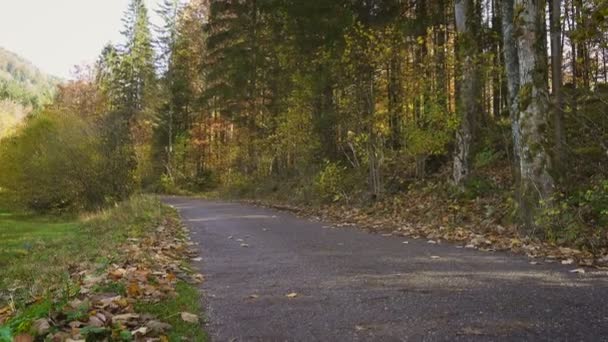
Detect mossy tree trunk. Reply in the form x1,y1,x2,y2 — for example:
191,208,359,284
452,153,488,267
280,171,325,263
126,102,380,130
514,0,555,230
453,0,482,187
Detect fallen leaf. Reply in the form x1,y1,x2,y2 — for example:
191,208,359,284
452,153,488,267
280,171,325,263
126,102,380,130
286,292,298,298
249,294,259,299
112,313,139,323
191,257,203,262
180,312,199,323
427,240,437,244
132,327,148,336
14,334,34,342
430,256,441,259
192,274,204,283
127,282,141,297
33,318,50,336
570,268,586,274
402,241,409,244
146,320,172,335
240,244,249,248
561,259,574,265
109,268,127,280
88,316,105,328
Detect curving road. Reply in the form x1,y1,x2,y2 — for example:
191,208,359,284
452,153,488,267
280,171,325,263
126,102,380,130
163,197,608,342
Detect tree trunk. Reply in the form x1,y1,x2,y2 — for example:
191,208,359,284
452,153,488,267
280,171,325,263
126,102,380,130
500,0,521,184
549,0,565,174
514,0,555,230
453,0,481,186
388,47,403,150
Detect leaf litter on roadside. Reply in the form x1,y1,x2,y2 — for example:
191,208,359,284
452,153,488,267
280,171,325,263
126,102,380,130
245,198,607,269
1,214,204,341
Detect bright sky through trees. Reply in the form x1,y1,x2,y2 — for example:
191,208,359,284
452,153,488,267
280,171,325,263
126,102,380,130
0,0,162,79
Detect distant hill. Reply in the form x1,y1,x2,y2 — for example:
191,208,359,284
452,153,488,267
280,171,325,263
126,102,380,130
0,47,61,137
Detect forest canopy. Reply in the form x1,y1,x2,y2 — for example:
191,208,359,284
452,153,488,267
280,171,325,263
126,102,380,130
1,0,607,251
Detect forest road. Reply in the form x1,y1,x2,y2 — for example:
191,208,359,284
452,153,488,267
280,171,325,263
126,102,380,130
163,196,608,342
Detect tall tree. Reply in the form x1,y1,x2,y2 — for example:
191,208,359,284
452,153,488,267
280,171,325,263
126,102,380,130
453,0,482,186
121,0,156,114
500,0,521,182
514,0,555,229
550,0,565,172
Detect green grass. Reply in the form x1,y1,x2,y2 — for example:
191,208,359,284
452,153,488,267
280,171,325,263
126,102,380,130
0,196,207,340
0,212,78,268
135,281,208,342
0,210,81,306
0,196,163,307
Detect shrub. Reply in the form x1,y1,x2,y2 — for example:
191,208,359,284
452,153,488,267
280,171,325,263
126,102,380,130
0,111,105,212
474,147,502,169
314,161,350,202
538,180,608,249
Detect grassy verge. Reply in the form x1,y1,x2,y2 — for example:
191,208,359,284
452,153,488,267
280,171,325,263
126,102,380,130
0,195,206,341
136,281,208,341
0,196,162,307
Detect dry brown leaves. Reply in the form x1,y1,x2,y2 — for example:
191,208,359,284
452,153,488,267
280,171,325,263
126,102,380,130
11,215,203,341
248,192,608,268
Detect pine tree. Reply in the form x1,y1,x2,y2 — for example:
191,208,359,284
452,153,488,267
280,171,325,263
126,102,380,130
121,0,156,114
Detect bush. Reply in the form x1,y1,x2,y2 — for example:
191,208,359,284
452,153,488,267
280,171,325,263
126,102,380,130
314,161,350,202
0,111,106,212
474,147,502,169
538,180,608,249
221,170,254,196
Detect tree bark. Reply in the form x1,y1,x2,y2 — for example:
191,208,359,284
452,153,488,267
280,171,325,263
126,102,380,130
453,0,482,186
500,0,522,184
550,0,565,173
514,0,555,230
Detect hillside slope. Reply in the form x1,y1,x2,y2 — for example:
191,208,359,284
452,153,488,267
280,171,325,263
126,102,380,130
0,47,60,136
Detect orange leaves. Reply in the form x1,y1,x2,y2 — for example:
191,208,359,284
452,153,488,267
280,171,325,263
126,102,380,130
127,282,141,297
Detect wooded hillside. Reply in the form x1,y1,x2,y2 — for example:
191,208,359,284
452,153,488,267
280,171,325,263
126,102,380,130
0,47,59,136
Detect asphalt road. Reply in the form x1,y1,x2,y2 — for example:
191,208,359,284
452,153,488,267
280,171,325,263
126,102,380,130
163,197,608,342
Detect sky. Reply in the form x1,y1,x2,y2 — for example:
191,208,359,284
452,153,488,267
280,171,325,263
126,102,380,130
0,0,162,79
